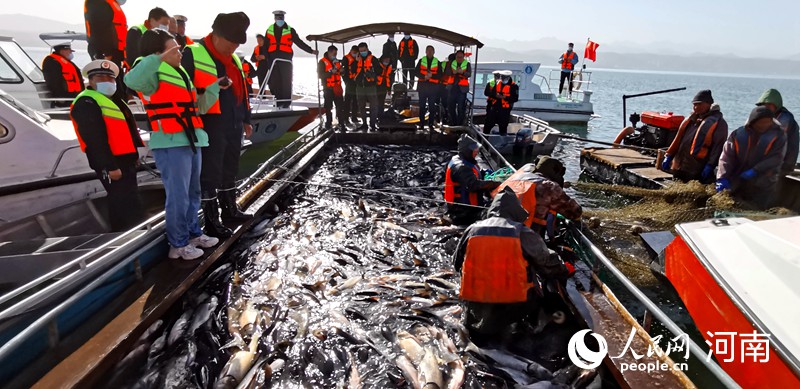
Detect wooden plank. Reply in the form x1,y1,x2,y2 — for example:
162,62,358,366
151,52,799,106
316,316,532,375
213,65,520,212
583,148,655,168
629,166,674,181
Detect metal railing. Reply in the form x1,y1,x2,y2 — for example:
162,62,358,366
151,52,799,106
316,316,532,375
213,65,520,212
46,145,81,178
569,223,740,388
544,69,593,99
252,58,296,111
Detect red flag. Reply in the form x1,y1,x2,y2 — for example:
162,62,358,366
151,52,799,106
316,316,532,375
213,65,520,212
584,40,599,62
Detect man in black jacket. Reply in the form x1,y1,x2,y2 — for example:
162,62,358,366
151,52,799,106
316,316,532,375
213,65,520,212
352,43,379,131
444,135,500,224
182,12,253,238
484,70,518,136
381,33,398,85
70,59,144,231
250,34,268,89
126,7,170,66
42,43,84,107
84,0,127,67
264,10,318,108
398,33,419,88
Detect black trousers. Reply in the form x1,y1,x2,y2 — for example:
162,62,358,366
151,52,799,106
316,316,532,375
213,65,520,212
343,81,359,121
98,159,143,232
357,85,379,129
400,60,416,88
448,86,468,126
559,71,574,95
323,87,345,127
255,68,268,92
267,60,293,108
483,107,512,135
377,86,389,113
418,83,439,128
202,125,242,193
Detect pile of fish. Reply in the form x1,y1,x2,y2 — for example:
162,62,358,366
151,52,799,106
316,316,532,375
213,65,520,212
108,145,602,389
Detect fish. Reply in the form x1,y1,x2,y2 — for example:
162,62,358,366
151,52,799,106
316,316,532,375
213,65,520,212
326,274,362,296
395,355,422,389
167,308,194,347
425,277,459,291
418,348,443,389
215,332,261,389
397,330,426,364
190,296,219,334
348,351,363,389
238,302,260,337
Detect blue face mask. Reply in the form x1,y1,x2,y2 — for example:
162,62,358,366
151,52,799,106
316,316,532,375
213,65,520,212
276,20,285,27
95,81,117,97
360,51,368,58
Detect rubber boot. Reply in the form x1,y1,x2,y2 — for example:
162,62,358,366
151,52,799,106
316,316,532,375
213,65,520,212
219,189,252,224
202,192,232,238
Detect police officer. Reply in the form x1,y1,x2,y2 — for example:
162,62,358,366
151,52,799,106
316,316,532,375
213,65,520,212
317,45,345,131
174,15,194,49
84,0,128,68
42,42,84,107
483,70,518,136
263,10,318,108
126,7,170,66
70,59,144,231
182,12,253,238
453,188,572,340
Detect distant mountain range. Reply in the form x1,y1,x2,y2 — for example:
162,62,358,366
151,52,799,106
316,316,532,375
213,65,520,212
2,14,798,77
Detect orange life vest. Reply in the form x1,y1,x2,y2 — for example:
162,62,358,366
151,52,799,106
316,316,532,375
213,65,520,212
84,0,127,55
344,53,357,81
441,61,454,86
184,36,194,46
561,51,576,71
241,61,254,85
452,60,470,87
495,82,513,109
460,223,534,303
186,43,244,115
493,171,549,227
266,23,292,54
138,61,203,136
376,62,393,88
45,54,83,93
320,57,342,88
733,127,782,165
398,38,415,58
418,57,439,84
355,54,376,83
686,116,721,160
444,156,480,206
70,89,137,156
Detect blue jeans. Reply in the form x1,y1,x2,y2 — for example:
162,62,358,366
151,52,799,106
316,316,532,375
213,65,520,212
153,146,202,248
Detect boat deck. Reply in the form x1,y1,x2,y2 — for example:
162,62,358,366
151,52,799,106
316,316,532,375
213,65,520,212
580,147,672,189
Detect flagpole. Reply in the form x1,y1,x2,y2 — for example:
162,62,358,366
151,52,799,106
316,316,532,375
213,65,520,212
581,37,589,70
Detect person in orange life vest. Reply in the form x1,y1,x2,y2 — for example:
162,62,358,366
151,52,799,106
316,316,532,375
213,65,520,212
250,34,268,88
440,53,456,126
264,10,318,108
174,15,193,50
126,7,170,66
341,45,361,127
84,0,128,68
398,33,419,88
237,51,256,96
181,12,254,238
70,59,144,232
453,187,573,338
317,45,346,131
494,158,582,237
42,42,84,108
124,29,219,260
351,42,380,131
717,106,787,210
415,45,441,130
483,70,501,114
445,135,501,225
376,54,394,118
483,70,518,136
448,50,472,126
558,42,579,96
661,90,729,184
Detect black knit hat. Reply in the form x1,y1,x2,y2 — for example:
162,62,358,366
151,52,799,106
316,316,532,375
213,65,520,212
211,12,250,44
693,89,714,104
747,106,775,127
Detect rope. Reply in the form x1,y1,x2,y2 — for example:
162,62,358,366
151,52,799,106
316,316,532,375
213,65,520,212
264,177,491,210
485,167,515,182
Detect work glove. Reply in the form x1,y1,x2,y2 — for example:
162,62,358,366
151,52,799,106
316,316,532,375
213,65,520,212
739,169,757,181
701,165,715,180
481,168,494,179
715,178,731,192
564,262,576,278
661,155,674,171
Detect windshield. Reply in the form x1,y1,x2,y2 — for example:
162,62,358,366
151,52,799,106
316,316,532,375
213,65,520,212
0,41,45,83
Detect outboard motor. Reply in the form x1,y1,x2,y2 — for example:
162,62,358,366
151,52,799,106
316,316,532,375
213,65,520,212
391,83,410,111
620,111,683,149
512,127,535,156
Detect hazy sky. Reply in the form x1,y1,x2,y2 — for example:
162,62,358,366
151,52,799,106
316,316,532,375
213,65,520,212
6,0,800,58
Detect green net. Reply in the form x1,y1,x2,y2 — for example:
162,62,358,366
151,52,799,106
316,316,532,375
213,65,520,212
485,167,516,182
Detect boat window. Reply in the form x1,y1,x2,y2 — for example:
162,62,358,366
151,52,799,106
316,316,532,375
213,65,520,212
0,121,13,144
0,54,22,83
0,41,45,83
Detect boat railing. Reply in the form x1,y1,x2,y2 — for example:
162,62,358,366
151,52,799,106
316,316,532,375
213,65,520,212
45,144,81,178
568,223,740,388
0,124,330,362
252,58,297,110
545,69,593,98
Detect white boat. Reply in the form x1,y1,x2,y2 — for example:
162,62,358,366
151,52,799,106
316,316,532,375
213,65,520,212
473,62,594,123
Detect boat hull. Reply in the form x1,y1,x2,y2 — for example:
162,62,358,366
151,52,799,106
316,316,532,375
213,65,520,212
665,235,800,388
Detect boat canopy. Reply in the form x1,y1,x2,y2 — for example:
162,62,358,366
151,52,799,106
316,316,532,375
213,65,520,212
39,32,87,45
307,22,483,48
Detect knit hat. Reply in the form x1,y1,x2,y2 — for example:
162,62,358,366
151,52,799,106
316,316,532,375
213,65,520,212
457,134,480,154
756,88,783,111
211,12,250,44
692,90,714,104
747,106,775,127
535,156,566,187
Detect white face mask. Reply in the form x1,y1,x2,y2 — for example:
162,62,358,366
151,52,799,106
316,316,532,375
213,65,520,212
388,36,395,42
95,81,117,97
276,20,285,27
502,78,510,84
157,24,169,31
66,52,74,61
116,0,126,5
404,35,410,39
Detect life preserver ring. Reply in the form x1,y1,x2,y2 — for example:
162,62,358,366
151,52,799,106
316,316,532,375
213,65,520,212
571,71,583,91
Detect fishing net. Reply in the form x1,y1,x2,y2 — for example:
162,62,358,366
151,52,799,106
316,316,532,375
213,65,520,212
485,167,515,182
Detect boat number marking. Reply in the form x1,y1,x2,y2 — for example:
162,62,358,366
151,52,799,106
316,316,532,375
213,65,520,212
254,122,278,134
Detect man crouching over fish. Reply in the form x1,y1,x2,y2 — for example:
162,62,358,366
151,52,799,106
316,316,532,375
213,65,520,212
444,134,501,225
453,188,573,342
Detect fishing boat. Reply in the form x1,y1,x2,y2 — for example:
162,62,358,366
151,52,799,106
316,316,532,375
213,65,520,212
659,216,800,387
0,33,308,146
0,23,736,389
473,62,595,123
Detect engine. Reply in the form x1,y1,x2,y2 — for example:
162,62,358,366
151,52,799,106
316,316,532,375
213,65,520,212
622,111,684,149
